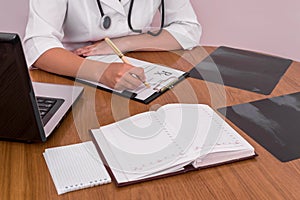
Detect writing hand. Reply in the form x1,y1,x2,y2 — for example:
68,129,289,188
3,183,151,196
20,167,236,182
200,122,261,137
99,63,146,90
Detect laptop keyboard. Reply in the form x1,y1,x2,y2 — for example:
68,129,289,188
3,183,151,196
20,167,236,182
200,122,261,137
36,97,65,126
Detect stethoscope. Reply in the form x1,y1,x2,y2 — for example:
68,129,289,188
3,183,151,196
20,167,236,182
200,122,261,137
96,0,165,36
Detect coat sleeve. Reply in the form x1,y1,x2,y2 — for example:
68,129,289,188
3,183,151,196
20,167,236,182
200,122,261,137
163,0,201,50
23,0,67,67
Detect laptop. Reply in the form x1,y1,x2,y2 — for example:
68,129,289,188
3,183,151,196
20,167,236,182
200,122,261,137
0,32,84,142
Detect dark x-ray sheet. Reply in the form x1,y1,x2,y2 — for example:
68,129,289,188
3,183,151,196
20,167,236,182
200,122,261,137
218,92,300,162
189,46,292,95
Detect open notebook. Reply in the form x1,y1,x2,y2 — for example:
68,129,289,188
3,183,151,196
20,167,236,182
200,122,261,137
90,104,256,186
77,55,187,104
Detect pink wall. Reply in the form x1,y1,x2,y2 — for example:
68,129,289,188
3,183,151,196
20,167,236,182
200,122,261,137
0,0,29,38
191,0,300,61
1,0,299,61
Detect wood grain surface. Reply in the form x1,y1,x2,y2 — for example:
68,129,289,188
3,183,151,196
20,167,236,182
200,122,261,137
1,46,300,200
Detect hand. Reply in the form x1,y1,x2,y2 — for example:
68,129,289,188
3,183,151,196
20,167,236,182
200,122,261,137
99,63,146,90
74,40,113,56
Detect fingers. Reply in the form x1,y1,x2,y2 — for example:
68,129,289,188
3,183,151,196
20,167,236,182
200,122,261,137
114,79,139,90
74,46,89,56
100,63,146,90
74,40,109,56
114,68,145,90
129,67,146,82
74,45,95,56
121,73,144,89
74,41,104,56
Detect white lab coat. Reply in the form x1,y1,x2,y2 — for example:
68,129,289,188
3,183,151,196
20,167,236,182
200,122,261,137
24,0,201,66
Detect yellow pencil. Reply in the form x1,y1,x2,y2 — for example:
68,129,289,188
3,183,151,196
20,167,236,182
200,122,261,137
104,37,150,88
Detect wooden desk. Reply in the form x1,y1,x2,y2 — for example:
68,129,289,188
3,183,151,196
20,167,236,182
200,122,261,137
1,46,300,200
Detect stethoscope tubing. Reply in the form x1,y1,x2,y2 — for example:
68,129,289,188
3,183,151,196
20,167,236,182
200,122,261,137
96,0,165,36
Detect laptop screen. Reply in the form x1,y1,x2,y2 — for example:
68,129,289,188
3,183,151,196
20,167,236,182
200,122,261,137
0,33,46,142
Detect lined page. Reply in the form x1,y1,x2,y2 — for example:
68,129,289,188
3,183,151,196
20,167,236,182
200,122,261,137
43,141,111,195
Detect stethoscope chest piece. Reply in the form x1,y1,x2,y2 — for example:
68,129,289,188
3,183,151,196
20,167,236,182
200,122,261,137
100,15,111,30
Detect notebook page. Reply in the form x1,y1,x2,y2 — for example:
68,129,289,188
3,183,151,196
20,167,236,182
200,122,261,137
199,107,254,153
192,107,255,168
96,112,186,176
156,104,216,156
43,141,111,195
91,109,198,183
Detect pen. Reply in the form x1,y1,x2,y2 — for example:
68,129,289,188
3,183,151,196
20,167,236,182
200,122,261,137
104,37,150,88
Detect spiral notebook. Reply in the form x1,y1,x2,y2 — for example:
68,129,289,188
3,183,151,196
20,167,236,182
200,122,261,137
43,141,111,195
90,104,256,186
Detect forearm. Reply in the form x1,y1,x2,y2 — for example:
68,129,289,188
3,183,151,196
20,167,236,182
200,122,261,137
33,48,145,90
112,30,182,53
33,48,108,82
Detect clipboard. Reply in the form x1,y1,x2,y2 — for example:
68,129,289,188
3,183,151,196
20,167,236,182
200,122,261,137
76,72,188,104
76,55,189,104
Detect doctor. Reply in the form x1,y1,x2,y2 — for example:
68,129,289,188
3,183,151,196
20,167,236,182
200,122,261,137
24,0,201,90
